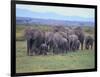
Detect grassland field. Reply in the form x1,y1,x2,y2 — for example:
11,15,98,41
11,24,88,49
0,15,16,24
16,25,95,73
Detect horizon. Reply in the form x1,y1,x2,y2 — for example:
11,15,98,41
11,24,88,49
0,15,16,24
16,4,95,22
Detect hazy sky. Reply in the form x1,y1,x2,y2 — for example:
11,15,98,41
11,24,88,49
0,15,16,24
16,4,95,21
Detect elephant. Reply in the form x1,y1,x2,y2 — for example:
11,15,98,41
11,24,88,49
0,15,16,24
75,39,80,50
39,43,48,55
85,36,94,50
74,27,85,50
45,31,69,54
25,28,45,56
24,28,35,55
45,31,54,53
68,34,79,51
24,26,86,56
58,37,69,54
52,32,69,54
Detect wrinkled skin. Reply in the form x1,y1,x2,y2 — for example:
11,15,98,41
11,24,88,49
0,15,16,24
85,36,94,50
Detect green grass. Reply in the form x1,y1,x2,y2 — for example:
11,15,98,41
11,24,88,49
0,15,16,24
16,25,95,73
16,41,95,73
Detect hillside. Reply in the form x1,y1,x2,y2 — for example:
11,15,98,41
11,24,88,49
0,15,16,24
16,17,94,26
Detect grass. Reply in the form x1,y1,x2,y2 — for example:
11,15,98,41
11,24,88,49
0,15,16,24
16,25,95,73
16,41,95,73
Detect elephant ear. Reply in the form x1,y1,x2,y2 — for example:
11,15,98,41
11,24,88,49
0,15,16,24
24,27,32,40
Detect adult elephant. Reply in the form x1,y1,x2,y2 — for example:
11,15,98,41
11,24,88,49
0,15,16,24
45,31,54,54
68,34,79,51
85,35,94,50
25,28,45,56
74,27,85,50
52,32,69,54
24,28,34,56
58,37,69,54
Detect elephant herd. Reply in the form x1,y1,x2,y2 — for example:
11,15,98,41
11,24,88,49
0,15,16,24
25,26,94,56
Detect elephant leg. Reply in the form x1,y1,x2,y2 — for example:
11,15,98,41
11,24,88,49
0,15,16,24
27,40,30,56
55,47,58,54
70,42,72,51
29,39,33,56
87,44,89,50
27,41,29,55
52,47,55,55
66,45,69,53
81,43,83,50
85,44,87,49
91,44,93,50
52,44,57,54
72,42,75,51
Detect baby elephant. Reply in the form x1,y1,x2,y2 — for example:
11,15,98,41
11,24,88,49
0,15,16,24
85,36,94,50
40,43,48,55
75,40,80,50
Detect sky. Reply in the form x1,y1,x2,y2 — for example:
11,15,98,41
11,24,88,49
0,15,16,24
16,4,95,22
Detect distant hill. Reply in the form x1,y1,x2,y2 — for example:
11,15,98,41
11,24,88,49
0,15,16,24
16,17,94,27
16,8,94,22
